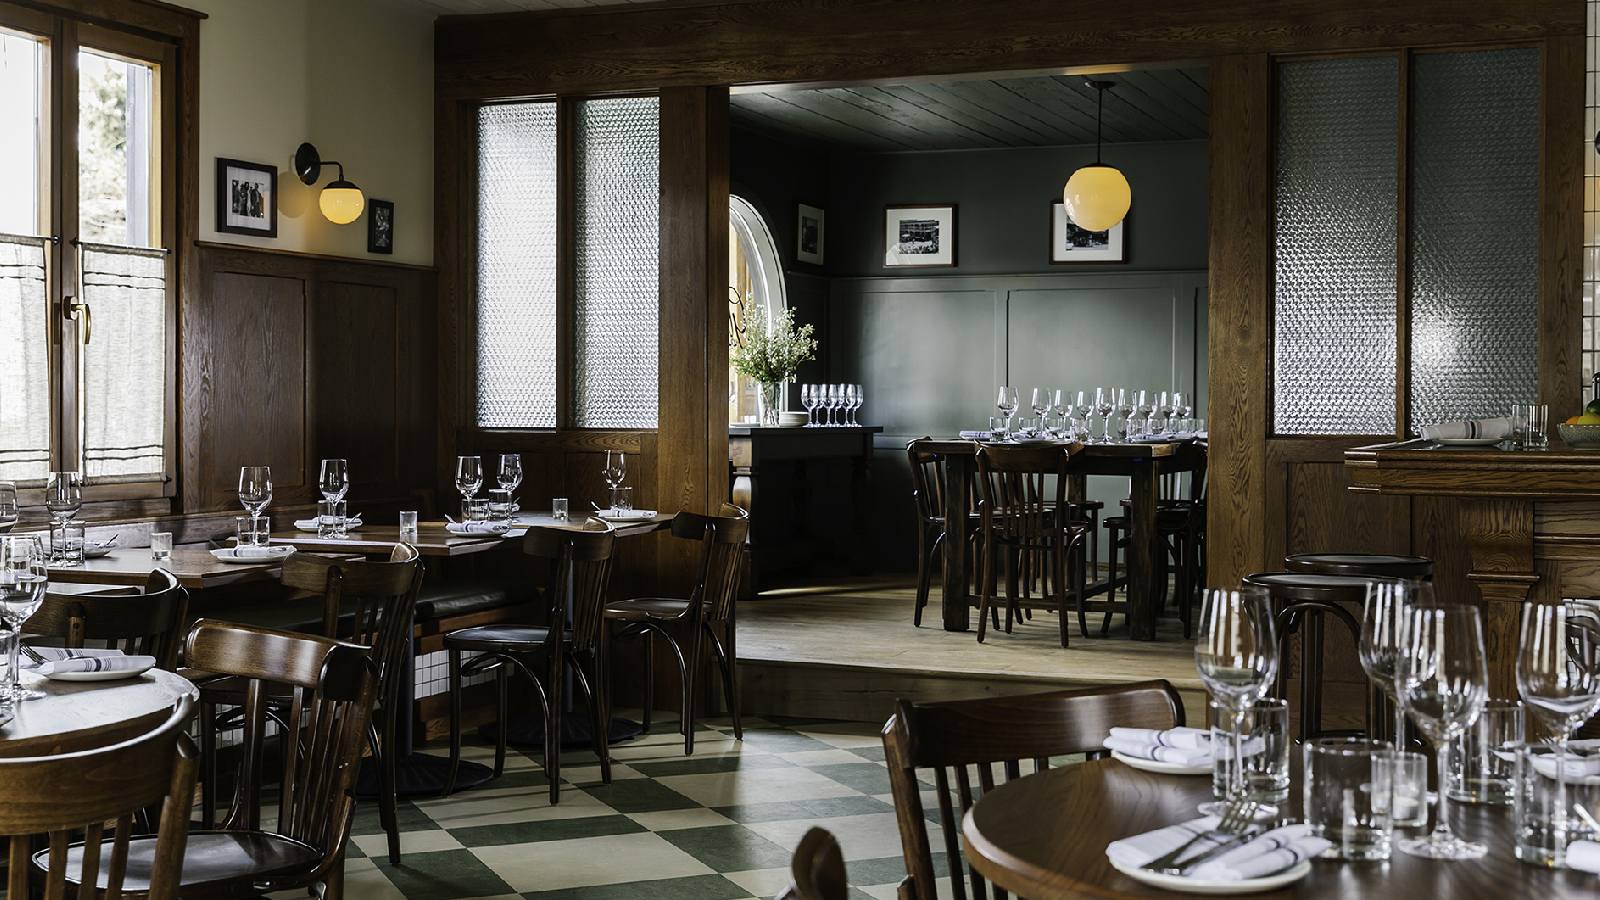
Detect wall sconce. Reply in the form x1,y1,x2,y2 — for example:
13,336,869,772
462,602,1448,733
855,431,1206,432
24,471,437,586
293,142,365,225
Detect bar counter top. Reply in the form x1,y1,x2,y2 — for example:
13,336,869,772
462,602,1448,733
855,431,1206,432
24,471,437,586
1346,437,1600,498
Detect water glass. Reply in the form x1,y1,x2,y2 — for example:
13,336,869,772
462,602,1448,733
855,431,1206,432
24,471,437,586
1513,741,1600,866
1448,699,1524,805
1523,403,1550,450
1210,698,1290,803
552,498,569,522
0,482,18,533
612,486,634,513
1304,737,1394,860
988,416,1007,438
237,514,271,546
315,501,345,539
150,531,172,560
0,535,48,703
463,498,490,522
487,488,514,522
398,511,419,541
54,521,85,567
1372,750,1430,829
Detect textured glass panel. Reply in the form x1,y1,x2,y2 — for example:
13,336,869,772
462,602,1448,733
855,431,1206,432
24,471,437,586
476,102,558,428
1272,57,1399,435
80,244,166,479
0,236,49,482
574,97,659,428
1587,0,1599,404
1408,49,1540,429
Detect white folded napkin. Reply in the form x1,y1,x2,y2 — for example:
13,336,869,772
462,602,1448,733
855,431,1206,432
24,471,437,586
21,647,155,676
1419,416,1513,441
231,544,288,559
1106,816,1226,869
1107,818,1328,880
958,430,998,441
293,514,363,532
599,508,658,519
445,521,511,535
1496,740,1600,782
1569,840,1600,874
1104,727,1214,766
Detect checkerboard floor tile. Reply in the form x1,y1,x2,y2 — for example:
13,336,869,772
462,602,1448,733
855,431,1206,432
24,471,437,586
327,714,939,899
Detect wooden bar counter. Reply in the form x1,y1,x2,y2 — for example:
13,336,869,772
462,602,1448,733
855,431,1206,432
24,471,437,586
1345,438,1600,696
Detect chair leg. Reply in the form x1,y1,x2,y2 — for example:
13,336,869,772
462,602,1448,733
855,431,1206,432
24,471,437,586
914,527,938,627
642,633,655,734
682,637,702,756
444,649,464,798
976,537,995,643
372,715,401,865
494,665,509,777
1106,527,1121,601
323,848,346,900
575,653,612,784
721,620,743,741
199,701,217,828
546,652,564,805
1003,548,1019,634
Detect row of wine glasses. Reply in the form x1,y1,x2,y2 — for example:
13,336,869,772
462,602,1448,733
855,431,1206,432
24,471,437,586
800,383,864,427
995,386,1194,441
455,453,525,517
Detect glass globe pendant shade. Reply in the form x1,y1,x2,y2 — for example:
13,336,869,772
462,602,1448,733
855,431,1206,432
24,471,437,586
1062,164,1131,232
319,180,365,225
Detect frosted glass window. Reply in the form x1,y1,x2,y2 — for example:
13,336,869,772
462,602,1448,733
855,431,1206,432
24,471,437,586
1407,49,1540,428
0,235,49,482
1272,56,1399,435
573,97,659,429
80,244,165,478
1585,1,1600,404
476,102,558,428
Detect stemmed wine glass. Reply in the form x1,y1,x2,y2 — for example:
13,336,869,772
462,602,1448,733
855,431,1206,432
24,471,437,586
1114,389,1135,443
499,453,523,513
1360,579,1419,753
0,535,48,702
1050,389,1069,437
1030,388,1051,431
602,451,627,508
843,384,859,426
1127,390,1150,440
1160,391,1179,434
237,466,272,518
0,482,18,533
801,384,818,427
996,386,1019,436
1195,586,1279,815
1399,600,1489,859
454,456,483,519
849,384,864,425
1174,391,1192,432
1517,599,1600,852
1073,391,1093,441
1093,388,1115,443
45,471,83,561
319,458,349,502
823,384,840,426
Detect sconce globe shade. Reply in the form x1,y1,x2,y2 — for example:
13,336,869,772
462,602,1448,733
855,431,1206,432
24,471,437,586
319,181,365,225
1062,164,1131,232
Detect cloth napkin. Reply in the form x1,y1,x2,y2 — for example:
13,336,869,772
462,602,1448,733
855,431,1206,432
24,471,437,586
1106,818,1329,880
1499,740,1600,782
599,508,658,519
1569,840,1600,874
446,521,511,535
230,544,286,559
293,514,363,531
20,647,155,676
958,430,999,441
1419,416,1513,441
1103,726,1213,766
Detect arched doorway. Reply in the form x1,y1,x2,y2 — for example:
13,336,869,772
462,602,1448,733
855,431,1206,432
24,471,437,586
728,194,789,423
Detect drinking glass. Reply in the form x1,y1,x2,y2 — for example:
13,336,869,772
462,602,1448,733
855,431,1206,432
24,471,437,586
241,514,275,545
832,383,849,426
801,384,818,426
398,511,419,541
463,499,490,522
237,466,273,518
613,487,634,513
498,453,523,492
0,535,47,702
1448,699,1524,805
844,384,859,426
487,488,514,522
318,458,349,502
0,482,17,533
1516,599,1600,849
1159,390,1179,433
455,455,483,518
1399,600,1489,859
1305,738,1394,860
602,450,627,499
45,471,83,561
996,386,1019,434
1361,579,1418,753
1113,389,1134,443
1512,403,1550,450
1127,389,1149,439
150,531,172,561
1195,586,1278,815
854,384,866,425
54,521,84,567
551,499,569,522
1210,698,1290,804
1175,392,1192,424
1030,388,1052,425
1093,388,1115,443
1513,740,1600,866
1372,750,1430,829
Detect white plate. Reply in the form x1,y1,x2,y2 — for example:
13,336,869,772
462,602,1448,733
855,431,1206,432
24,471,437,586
45,660,156,682
83,543,114,559
597,510,658,523
1111,750,1213,776
209,546,296,564
1108,858,1311,895
1434,437,1503,446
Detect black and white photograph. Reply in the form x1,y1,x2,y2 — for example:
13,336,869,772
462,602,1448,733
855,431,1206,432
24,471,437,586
796,202,824,265
883,203,957,267
368,198,395,254
214,157,277,237
1051,200,1126,263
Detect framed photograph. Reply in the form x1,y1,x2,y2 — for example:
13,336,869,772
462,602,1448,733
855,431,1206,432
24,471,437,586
367,199,395,254
215,158,277,237
796,203,825,266
1050,201,1126,264
884,204,957,268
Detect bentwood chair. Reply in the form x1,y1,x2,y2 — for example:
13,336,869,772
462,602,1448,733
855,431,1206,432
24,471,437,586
61,621,377,900
443,524,618,803
25,568,189,668
605,505,750,755
882,682,1185,900
1105,441,1208,636
775,827,848,900
973,443,1087,646
11,697,196,900
907,439,980,627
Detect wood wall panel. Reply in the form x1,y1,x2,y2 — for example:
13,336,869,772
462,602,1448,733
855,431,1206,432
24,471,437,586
1284,462,1410,560
315,282,400,489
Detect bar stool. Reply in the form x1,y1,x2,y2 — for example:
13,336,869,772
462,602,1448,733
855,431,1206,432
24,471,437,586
1243,571,1400,741
1284,552,1433,581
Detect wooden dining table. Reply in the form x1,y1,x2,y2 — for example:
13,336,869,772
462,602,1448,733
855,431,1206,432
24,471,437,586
46,546,288,590
0,668,197,757
268,514,675,557
961,757,1595,898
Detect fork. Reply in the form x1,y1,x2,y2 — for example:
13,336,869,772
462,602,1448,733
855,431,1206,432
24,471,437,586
1140,799,1261,875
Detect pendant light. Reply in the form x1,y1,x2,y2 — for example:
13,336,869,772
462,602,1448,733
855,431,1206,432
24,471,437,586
293,142,366,225
1062,80,1132,233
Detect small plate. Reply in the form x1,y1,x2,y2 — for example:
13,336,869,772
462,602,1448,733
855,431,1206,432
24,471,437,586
1434,437,1503,446
1108,858,1311,895
1111,750,1212,776
45,661,156,682
83,542,114,559
209,546,296,564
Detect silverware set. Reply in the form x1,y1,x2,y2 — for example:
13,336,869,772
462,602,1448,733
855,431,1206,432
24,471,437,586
1141,798,1265,876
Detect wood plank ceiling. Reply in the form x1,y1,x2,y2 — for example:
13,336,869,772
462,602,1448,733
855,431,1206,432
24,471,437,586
732,69,1209,151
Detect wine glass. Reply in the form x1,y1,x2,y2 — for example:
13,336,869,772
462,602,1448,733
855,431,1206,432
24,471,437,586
1517,599,1600,850
0,535,48,702
0,482,17,533
1160,390,1179,433
1195,586,1279,815
1114,389,1134,443
996,386,1019,435
1073,390,1093,440
44,471,83,559
1127,389,1149,440
237,466,273,518
498,453,523,492
1030,387,1052,426
1399,600,1489,859
851,384,865,426
844,384,859,426
801,384,817,426
1175,391,1192,431
454,456,483,519
1360,579,1420,752
319,458,349,502
1050,389,1069,436
1093,388,1115,443
822,384,838,426
602,450,627,508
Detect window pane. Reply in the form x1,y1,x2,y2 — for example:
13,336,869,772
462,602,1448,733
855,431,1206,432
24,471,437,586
79,49,154,247
0,29,45,235
1272,56,1399,435
0,235,50,482
1408,48,1540,428
80,244,165,479
573,96,659,429
475,101,558,428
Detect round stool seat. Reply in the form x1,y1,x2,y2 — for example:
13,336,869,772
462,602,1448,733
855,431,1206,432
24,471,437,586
1284,552,1433,580
1243,571,1399,605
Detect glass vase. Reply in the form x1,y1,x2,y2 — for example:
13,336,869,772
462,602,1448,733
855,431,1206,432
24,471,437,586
759,381,782,426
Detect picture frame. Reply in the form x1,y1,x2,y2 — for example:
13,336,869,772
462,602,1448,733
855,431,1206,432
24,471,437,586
883,204,957,268
796,202,825,266
214,158,277,237
367,199,395,254
1050,201,1126,264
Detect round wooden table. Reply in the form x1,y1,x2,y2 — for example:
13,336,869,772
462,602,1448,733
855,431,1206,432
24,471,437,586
0,668,197,757
961,757,1597,898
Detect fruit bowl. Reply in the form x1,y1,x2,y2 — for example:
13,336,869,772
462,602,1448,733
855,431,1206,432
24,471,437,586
1558,423,1600,448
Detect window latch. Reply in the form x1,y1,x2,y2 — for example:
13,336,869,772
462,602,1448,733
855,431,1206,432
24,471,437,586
64,297,92,344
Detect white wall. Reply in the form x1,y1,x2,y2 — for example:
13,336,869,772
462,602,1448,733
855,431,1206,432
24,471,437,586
189,0,435,265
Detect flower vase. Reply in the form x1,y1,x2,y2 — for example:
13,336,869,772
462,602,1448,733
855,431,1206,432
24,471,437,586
759,381,782,426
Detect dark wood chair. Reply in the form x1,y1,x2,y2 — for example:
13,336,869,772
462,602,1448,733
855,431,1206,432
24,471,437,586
444,524,618,802
605,505,750,754
60,620,377,900
775,827,848,900
12,696,196,900
24,568,189,668
973,443,1087,646
1105,441,1208,637
907,439,980,628
882,682,1185,900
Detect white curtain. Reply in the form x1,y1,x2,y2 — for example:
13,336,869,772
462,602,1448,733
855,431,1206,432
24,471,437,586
80,242,166,480
0,235,50,483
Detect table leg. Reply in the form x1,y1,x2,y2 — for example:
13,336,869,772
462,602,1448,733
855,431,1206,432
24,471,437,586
1127,461,1160,641
942,454,973,632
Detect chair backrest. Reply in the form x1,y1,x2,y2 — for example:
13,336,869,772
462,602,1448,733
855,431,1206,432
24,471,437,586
183,619,377,872
974,443,1073,544
906,437,946,523
671,505,750,626
775,827,848,900
3,697,197,900
882,682,1184,900
25,569,189,668
524,524,617,653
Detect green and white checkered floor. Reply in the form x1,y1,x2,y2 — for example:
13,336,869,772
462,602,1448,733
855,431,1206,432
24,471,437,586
331,714,956,899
